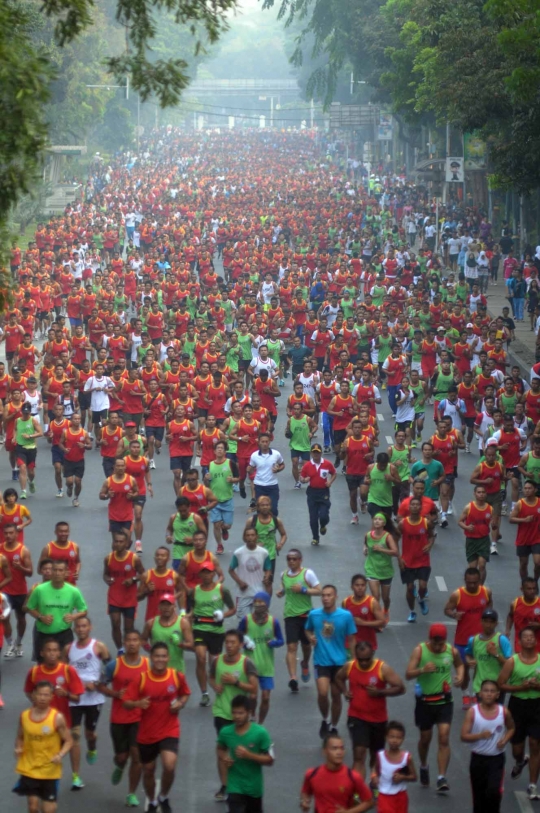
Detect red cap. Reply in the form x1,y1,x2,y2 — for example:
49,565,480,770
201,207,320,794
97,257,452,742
159,593,176,604
200,562,215,572
429,623,447,640
124,421,137,428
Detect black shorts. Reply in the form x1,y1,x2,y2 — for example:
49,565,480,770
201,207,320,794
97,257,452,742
227,793,263,813
63,459,85,479
414,699,453,731
509,696,540,743
6,351,14,361
334,429,347,445
193,629,225,655
51,445,65,465
138,736,179,764
71,704,102,731
346,475,365,492
347,716,387,751
508,466,521,481
110,722,139,754
239,360,251,371
170,456,193,472
108,604,136,619
400,566,431,585
13,776,59,802
92,409,109,424
16,446,37,467
145,426,165,441
78,392,91,411
35,628,74,662
198,408,208,419
395,421,412,433
102,456,116,477
109,520,132,534
444,473,455,486
214,716,231,733
516,544,540,557
284,615,309,645
8,593,27,613
463,416,476,428
315,664,341,682
122,413,143,429
134,495,147,506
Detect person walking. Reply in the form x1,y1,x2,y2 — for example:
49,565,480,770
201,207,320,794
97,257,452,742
299,443,337,546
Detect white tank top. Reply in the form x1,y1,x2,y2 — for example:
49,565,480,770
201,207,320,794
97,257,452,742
23,391,41,418
470,704,505,755
261,281,275,304
297,373,317,399
68,638,105,706
377,750,409,795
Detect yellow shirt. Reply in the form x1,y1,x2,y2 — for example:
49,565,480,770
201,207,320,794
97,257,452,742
16,708,62,779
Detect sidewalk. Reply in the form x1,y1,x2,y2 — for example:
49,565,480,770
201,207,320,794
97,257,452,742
484,283,536,376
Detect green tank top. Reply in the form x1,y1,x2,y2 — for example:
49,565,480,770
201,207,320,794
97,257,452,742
525,452,540,484
172,513,198,560
378,335,393,362
509,653,540,699
367,465,393,507
364,531,394,581
434,371,454,397
225,345,241,372
253,516,277,560
266,339,282,366
246,614,275,677
237,333,253,361
417,642,453,703
499,392,518,415
151,615,185,672
410,341,423,363
122,435,144,456
209,459,234,503
212,653,249,720
221,299,234,322
390,446,410,482
411,383,425,414
225,417,238,454
182,338,196,364
289,415,311,452
471,632,504,693
16,416,36,449
193,583,226,633
283,568,313,617
371,285,386,307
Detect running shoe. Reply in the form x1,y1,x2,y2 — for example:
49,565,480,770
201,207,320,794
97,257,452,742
149,460,156,469
501,504,507,516
147,803,159,813
440,514,448,529
288,678,299,693
200,692,211,707
319,720,329,739
4,643,15,658
447,502,454,516
216,542,224,555
56,489,64,498
159,798,172,813
72,498,80,508
323,446,331,453
418,598,429,616
420,766,430,787
71,774,85,790
301,663,311,683
29,481,35,494
462,696,472,711
360,503,367,514
249,499,256,508
135,540,143,552
490,542,498,556
13,469,19,480
529,784,540,801
19,490,27,500
15,645,23,657
511,756,529,778
86,749,97,765
279,379,285,387
214,785,227,802
311,538,319,546
294,482,302,489
436,777,449,793
350,515,359,525
221,528,229,541
320,525,327,535
407,611,417,623
239,484,246,498
125,793,139,807
111,766,124,785
0,693,4,708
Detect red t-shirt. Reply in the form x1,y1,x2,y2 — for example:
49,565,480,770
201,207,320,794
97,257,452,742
300,459,336,489
301,764,371,813
125,668,191,744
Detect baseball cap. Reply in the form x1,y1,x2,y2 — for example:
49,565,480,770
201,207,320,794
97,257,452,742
429,623,447,640
482,609,498,621
437,326,445,332
124,421,137,428
159,593,176,604
200,562,215,572
466,323,474,328
311,443,322,453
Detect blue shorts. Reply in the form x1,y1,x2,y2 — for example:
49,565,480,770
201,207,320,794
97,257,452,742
209,498,234,526
51,445,64,465
257,676,274,691
290,449,311,461
455,644,468,665
69,317,82,328
145,426,165,441
170,456,193,472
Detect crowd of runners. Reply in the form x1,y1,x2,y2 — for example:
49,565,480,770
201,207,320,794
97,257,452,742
3,129,540,813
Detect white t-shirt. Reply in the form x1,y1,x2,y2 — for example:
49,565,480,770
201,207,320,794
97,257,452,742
248,449,284,486
230,545,270,597
84,375,113,411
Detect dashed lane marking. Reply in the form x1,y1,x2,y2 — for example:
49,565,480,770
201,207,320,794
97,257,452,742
435,576,448,592
516,791,535,813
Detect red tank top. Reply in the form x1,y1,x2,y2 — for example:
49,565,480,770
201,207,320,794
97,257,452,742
124,455,148,496
430,433,456,474
143,568,177,621
354,385,377,416
184,550,213,589
332,395,355,430
107,551,138,608
342,595,378,649
477,461,504,495
347,658,387,722
63,427,86,462
46,540,79,584
106,475,135,522
400,516,431,568
513,596,540,653
169,419,194,457
180,483,208,513
200,429,220,466
344,435,372,476
109,655,149,723
0,542,27,595
455,586,490,645
236,419,260,458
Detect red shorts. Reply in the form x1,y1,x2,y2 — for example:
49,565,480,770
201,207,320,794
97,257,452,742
5,438,15,452
377,790,408,813
237,457,255,481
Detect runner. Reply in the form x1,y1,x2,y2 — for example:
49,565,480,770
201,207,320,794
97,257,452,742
138,547,181,621
26,560,87,656
166,404,198,493
141,593,193,674
59,412,92,507
23,638,85,725
363,514,399,618
372,721,418,813
99,457,139,543
457,485,494,584
229,526,273,619
165,496,207,571
506,577,540,653
247,433,285,516
124,439,153,553
464,608,512,700
46,403,69,497
300,733,373,813
299,443,337,546
205,440,239,555
509,479,540,582
238,591,284,723
104,529,145,652
15,402,43,499
396,497,435,622
0,522,32,658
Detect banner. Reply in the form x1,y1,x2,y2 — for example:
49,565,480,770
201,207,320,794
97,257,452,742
377,114,393,140
446,157,464,182
464,132,487,170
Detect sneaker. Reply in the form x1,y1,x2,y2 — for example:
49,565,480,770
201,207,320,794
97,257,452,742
501,503,507,516
216,542,224,555
420,766,430,787
13,469,19,480
418,598,429,616
71,774,85,790
465,443,470,453
149,460,156,470
0,693,4,708
528,784,540,801
320,525,327,535
221,528,229,541
125,793,139,807
436,777,449,793
111,766,124,785
15,645,23,657
233,483,240,492
341,466,347,475
311,538,319,546
199,692,211,707
249,499,256,509
294,482,302,489
56,489,64,498
328,726,339,736
301,663,311,683
323,446,331,453
135,540,143,553
440,514,448,529
214,786,227,802
350,515,359,525
288,678,299,693
159,798,172,813
447,502,454,516
4,643,15,659
382,382,387,390
462,696,472,711
360,502,367,514
239,484,246,498
319,720,329,739
86,749,97,765
29,481,36,494
407,611,417,623
490,541,498,556
19,490,27,500
511,756,529,778
72,498,80,508
279,378,285,387
147,804,159,813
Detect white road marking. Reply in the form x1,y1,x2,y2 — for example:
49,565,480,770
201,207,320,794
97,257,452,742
385,436,394,444
377,413,385,422
387,620,457,626
435,576,448,592
516,791,535,813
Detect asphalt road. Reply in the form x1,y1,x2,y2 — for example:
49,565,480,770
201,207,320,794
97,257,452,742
0,368,533,813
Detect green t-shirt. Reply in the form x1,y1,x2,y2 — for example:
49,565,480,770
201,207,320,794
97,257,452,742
410,459,444,500
193,583,231,633
27,581,87,634
212,653,255,719
16,416,36,449
217,722,272,798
